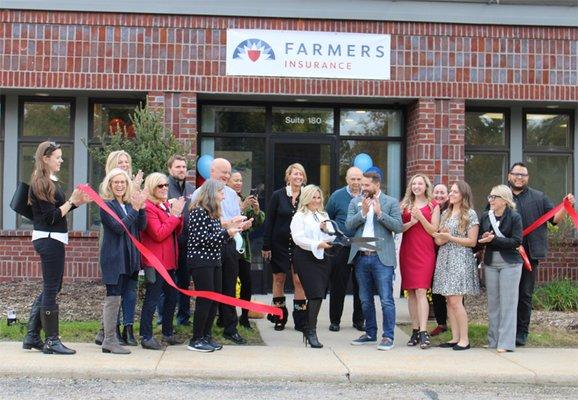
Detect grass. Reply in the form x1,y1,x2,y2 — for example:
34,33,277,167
397,322,578,348
0,317,264,345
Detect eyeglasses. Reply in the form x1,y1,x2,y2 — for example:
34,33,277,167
509,172,528,178
487,195,503,201
43,141,61,155
156,183,169,189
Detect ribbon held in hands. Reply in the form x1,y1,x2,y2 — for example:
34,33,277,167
78,184,283,319
519,197,578,271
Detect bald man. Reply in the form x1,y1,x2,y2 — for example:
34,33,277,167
325,167,365,332
192,158,252,345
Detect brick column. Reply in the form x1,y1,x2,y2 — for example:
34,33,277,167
406,98,465,186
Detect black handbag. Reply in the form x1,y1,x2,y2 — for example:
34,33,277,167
10,181,33,220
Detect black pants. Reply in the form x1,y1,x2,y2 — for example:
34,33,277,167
432,293,447,326
191,265,222,340
517,259,539,336
140,269,178,339
33,238,65,309
329,246,363,326
239,258,252,318
175,251,192,325
220,240,240,335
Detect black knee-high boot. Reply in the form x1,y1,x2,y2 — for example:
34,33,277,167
41,306,76,355
304,299,323,348
267,296,288,331
293,299,308,333
23,295,44,351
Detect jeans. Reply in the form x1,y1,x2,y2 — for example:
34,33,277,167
175,252,192,325
140,269,178,340
354,254,395,340
33,238,65,309
121,275,138,325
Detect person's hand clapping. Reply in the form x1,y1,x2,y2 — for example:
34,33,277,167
170,196,185,217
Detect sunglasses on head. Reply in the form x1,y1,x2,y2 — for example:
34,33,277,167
43,141,61,155
156,183,169,189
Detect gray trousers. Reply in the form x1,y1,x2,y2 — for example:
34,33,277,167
484,258,523,351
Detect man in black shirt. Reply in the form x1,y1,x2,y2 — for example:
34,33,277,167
167,155,195,326
507,162,575,346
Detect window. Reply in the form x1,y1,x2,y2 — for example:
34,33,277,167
464,109,509,211
524,111,574,203
87,99,141,229
340,109,401,137
272,107,334,134
18,97,75,228
202,105,266,133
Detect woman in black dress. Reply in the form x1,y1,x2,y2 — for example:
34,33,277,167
261,163,307,331
290,185,334,348
23,141,90,355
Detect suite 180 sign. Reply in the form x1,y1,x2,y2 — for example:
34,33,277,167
226,29,390,80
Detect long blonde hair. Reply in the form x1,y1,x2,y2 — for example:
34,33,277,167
105,150,133,176
100,168,133,203
297,185,327,217
440,180,474,235
400,173,434,211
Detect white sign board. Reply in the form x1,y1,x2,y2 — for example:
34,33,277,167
226,29,390,80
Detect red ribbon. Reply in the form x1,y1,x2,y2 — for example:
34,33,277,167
518,198,578,271
78,184,283,318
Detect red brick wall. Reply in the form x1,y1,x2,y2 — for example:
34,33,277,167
539,240,578,282
406,98,465,185
0,231,100,282
1,10,577,100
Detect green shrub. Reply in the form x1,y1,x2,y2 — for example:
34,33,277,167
533,279,578,312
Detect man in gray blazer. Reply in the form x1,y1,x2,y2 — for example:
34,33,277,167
346,171,403,351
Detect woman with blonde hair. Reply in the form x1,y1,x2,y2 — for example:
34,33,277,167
290,185,335,348
105,150,143,190
186,179,248,352
399,174,440,349
23,141,90,355
432,181,480,351
97,168,147,354
139,172,185,350
262,163,308,332
478,185,523,352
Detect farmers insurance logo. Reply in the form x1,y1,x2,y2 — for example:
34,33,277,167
232,39,276,62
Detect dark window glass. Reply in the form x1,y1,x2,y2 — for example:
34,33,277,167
272,108,333,134
465,153,508,212
465,112,506,146
525,154,572,203
525,113,571,149
339,140,402,199
92,102,139,138
202,106,266,133
340,109,402,137
22,102,72,137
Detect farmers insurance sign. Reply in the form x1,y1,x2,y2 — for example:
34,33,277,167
226,29,390,80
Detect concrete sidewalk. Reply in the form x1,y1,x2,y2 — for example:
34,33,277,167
1,295,577,385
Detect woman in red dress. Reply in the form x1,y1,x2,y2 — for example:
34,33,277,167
399,174,440,349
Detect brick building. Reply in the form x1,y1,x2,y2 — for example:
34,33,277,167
0,0,577,288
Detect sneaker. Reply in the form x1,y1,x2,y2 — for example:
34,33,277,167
141,337,162,350
377,337,394,351
204,335,223,351
162,335,183,346
187,338,215,353
351,334,377,345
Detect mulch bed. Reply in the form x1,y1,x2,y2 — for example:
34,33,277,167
1,281,577,331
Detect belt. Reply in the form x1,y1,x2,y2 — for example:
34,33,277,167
360,250,377,256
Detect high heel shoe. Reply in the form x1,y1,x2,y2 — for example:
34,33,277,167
304,329,323,348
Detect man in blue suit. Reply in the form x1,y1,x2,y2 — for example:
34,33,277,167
346,171,403,351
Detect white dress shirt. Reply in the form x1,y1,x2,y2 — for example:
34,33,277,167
290,210,335,260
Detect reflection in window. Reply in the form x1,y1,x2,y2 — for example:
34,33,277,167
525,113,570,148
92,102,139,138
465,112,505,146
22,101,72,137
272,108,333,134
202,106,266,133
465,153,507,212
525,154,572,203
339,140,401,199
340,110,401,137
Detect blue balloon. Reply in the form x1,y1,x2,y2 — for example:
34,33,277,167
197,154,214,180
365,166,383,180
353,153,373,172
